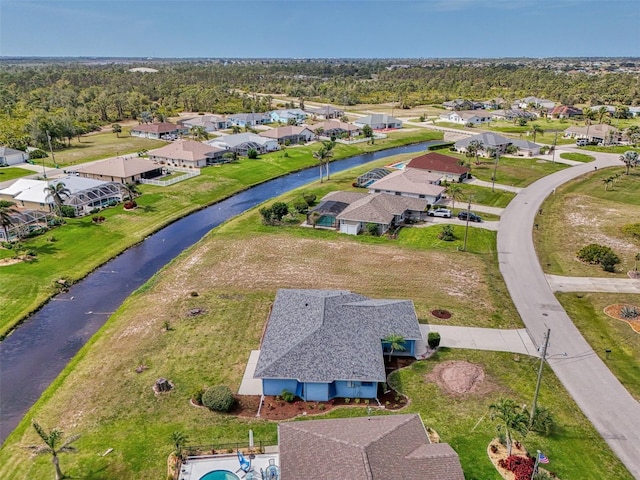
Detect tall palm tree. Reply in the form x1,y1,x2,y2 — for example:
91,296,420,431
189,125,208,141
489,398,529,456
620,150,639,175
122,183,141,201
28,420,80,480
383,334,406,362
465,140,484,165
529,124,544,143
597,106,609,125
0,200,19,242
446,184,465,211
312,145,333,183
44,182,71,217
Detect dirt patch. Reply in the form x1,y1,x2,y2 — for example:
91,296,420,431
603,304,640,333
0,257,23,267
425,360,495,396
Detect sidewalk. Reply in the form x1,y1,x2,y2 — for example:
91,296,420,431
546,274,640,294
418,325,538,357
464,177,523,193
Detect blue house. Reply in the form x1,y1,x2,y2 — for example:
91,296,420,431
270,109,307,124
227,112,271,128
254,289,422,402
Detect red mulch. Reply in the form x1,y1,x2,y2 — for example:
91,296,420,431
431,309,452,320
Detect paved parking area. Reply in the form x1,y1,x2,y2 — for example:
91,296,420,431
420,325,538,356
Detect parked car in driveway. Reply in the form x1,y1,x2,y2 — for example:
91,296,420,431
428,208,452,218
457,211,482,222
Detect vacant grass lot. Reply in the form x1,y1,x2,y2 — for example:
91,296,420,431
559,152,595,162
583,145,640,155
0,166,34,182
44,130,167,167
0,129,441,337
557,292,640,401
1,196,630,479
534,168,640,277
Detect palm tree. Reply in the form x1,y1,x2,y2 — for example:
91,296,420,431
44,182,71,217
602,177,613,191
321,140,336,180
28,420,80,480
597,106,609,125
383,334,406,362
111,123,122,138
489,398,529,456
122,183,141,201
0,200,19,242
529,124,544,143
446,184,464,211
231,125,241,134
171,431,188,460
189,125,208,141
465,140,484,165
634,252,640,272
620,150,639,175
312,145,333,183
625,125,640,146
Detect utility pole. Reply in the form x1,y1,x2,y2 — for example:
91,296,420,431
491,150,499,192
551,130,558,163
530,328,551,427
462,194,472,252
45,130,55,179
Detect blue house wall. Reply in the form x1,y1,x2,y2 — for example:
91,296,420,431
262,378,298,397
334,380,378,399
382,339,416,357
262,379,379,401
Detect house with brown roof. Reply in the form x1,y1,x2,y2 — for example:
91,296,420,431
304,104,345,119
309,120,360,139
564,124,622,145
278,414,465,480
259,125,314,145
148,140,226,168
130,122,188,140
548,105,582,119
368,168,445,204
71,156,164,184
406,152,471,183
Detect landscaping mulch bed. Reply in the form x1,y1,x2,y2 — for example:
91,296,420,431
431,308,452,320
487,438,559,480
603,304,640,333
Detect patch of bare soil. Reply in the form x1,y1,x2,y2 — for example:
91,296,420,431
603,304,640,333
425,360,495,396
0,257,23,267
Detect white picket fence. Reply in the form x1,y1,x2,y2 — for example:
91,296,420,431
140,167,200,186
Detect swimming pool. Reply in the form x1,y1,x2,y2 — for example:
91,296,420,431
199,470,240,480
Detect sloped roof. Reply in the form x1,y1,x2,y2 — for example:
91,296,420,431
72,157,161,178
455,132,511,148
565,123,618,136
0,178,44,196
550,105,582,116
511,139,541,150
7,176,111,204
259,126,314,139
354,114,402,126
337,192,428,224
210,133,277,148
407,152,470,175
0,147,26,157
279,414,465,480
309,120,359,132
131,122,182,134
254,289,421,383
227,112,271,122
149,140,223,161
368,168,445,197
312,191,369,216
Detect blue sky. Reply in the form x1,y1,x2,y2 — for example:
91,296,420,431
1,0,638,58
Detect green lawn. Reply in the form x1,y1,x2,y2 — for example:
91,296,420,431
582,145,640,155
559,152,595,162
0,166,34,182
556,292,640,401
0,129,442,337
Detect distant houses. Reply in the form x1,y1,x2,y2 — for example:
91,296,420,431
439,110,492,126
130,122,188,140
310,120,360,139
270,108,308,124
259,126,314,145
354,114,402,130
564,124,623,145
227,113,271,128
178,115,231,132
304,104,344,120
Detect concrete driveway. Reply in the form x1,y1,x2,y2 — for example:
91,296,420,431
498,150,640,478
546,274,640,294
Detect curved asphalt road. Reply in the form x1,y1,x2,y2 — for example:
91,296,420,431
498,147,640,479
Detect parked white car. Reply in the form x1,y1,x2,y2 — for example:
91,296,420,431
428,208,452,218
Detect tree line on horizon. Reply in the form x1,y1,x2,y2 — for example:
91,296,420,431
0,61,638,150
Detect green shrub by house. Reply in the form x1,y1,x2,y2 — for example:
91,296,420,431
202,386,234,412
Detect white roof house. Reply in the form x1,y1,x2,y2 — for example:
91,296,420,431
368,168,445,203
354,114,402,130
0,146,29,166
439,110,492,125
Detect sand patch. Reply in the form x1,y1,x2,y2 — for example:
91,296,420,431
425,360,494,396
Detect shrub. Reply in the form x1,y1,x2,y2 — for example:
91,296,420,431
529,406,556,436
577,243,614,264
366,223,379,236
28,148,48,159
621,223,640,241
247,148,258,159
600,250,620,272
191,387,205,405
438,225,455,241
292,199,308,214
354,398,361,404
90,207,100,215
58,205,75,218
500,455,535,480
124,200,137,210
280,390,295,402
259,206,275,225
344,398,351,404
202,385,235,412
620,305,639,319
271,202,289,221
427,332,441,349
302,192,317,206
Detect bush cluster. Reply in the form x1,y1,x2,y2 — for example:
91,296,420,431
280,389,295,402
427,332,441,349
498,455,534,480
621,223,640,241
576,243,620,272
438,225,455,241
259,201,289,225
123,200,137,210
202,385,235,412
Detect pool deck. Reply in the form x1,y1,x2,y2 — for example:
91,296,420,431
180,453,280,480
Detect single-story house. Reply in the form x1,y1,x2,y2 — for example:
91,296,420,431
355,167,392,187
549,105,582,118
178,115,230,132
254,289,422,402
491,109,537,121
336,192,429,235
481,98,506,110
354,114,402,130
443,99,481,110
259,125,314,145
279,414,465,480
130,122,188,140
510,139,542,156
309,120,360,139
406,152,471,183
515,96,556,110
270,109,308,124
148,140,225,168
306,191,368,228
70,156,164,184
0,147,29,166
368,168,445,204
0,176,124,216
439,110,491,125
628,106,640,117
226,113,271,127
454,132,512,157
207,133,279,156
564,124,622,145
304,105,344,120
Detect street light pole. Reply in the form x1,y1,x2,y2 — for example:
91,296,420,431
462,194,472,252
45,130,55,180
551,130,558,163
530,328,551,427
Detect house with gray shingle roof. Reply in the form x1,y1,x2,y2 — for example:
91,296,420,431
368,168,445,203
279,414,465,480
454,132,513,157
254,289,422,401
354,114,402,130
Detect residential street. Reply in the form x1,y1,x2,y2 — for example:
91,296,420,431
497,147,640,479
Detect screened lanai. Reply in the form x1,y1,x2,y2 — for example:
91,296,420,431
0,210,56,242
355,167,392,187
63,182,124,216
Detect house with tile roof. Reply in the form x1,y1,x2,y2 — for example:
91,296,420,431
368,168,445,204
548,105,583,119
70,156,164,184
354,114,402,130
406,152,471,183
259,125,314,145
130,122,188,139
309,120,360,139
279,414,465,480
254,289,422,401
148,140,226,168
0,146,29,166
